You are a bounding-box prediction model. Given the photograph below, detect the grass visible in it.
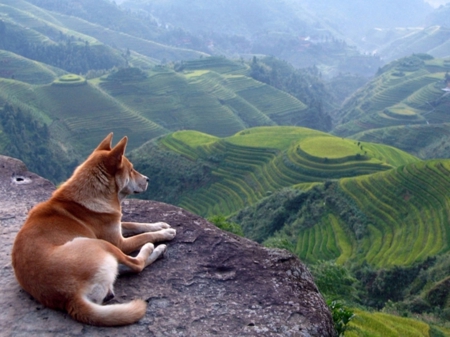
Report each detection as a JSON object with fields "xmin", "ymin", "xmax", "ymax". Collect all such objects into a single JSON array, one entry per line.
[
  {"xmin": 301, "ymin": 137, "xmax": 365, "ymax": 159},
  {"xmin": 297, "ymin": 159, "xmax": 450, "ymax": 268},
  {"xmin": 257, "ymin": 156, "xmax": 450, "ymax": 268},
  {"xmin": 99, "ymin": 67, "xmax": 309, "ymax": 138},
  {"xmin": 137, "ymin": 127, "xmax": 419, "ymax": 218},
  {"xmin": 52, "ymin": 74, "xmax": 87, "ymax": 86},
  {"xmin": 0, "ymin": 50, "xmax": 64, "ymax": 85},
  {"xmin": 345, "ymin": 309, "xmax": 431, "ymax": 337},
  {"xmin": 0, "ymin": 54, "xmax": 318, "ymax": 158}
]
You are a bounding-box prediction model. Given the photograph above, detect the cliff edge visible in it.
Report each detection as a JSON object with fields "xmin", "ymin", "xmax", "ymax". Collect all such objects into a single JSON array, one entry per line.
[{"xmin": 0, "ymin": 155, "xmax": 335, "ymax": 336}]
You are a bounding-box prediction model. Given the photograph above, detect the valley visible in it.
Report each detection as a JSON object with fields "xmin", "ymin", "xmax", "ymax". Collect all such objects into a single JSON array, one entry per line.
[{"xmin": 1, "ymin": 0, "xmax": 450, "ymax": 335}]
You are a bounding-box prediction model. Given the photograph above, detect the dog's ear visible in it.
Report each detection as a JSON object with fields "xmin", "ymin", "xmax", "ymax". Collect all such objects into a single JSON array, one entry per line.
[
  {"xmin": 95, "ymin": 133, "xmax": 113, "ymax": 151},
  {"xmin": 109, "ymin": 136, "xmax": 128, "ymax": 164}
]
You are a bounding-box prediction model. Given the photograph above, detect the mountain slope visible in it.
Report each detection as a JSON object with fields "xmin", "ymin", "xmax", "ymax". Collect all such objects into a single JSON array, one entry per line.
[
  {"xmin": 235, "ymin": 159, "xmax": 450, "ymax": 269},
  {"xmin": 349, "ymin": 123, "xmax": 450, "ymax": 160},
  {"xmin": 0, "ymin": 50, "xmax": 65, "ymax": 84},
  {"xmin": 0, "ymin": 0, "xmax": 206, "ymax": 69},
  {"xmin": 0, "ymin": 57, "xmax": 318, "ymax": 166},
  {"xmin": 130, "ymin": 126, "xmax": 419, "ymax": 217},
  {"xmin": 333, "ymin": 55, "xmax": 450, "ymax": 137},
  {"xmin": 376, "ymin": 26, "xmax": 450, "ymax": 62},
  {"xmin": 121, "ymin": 0, "xmax": 381, "ymax": 76}
]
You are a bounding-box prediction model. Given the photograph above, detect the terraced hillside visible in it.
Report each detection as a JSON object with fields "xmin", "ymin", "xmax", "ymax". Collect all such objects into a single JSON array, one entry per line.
[
  {"xmin": 0, "ymin": 75, "xmax": 167, "ymax": 155},
  {"xmin": 0, "ymin": 50, "xmax": 65, "ymax": 84},
  {"xmin": 99, "ymin": 65, "xmax": 310, "ymax": 137},
  {"xmin": 334, "ymin": 55, "xmax": 450, "ymax": 138},
  {"xmin": 349, "ymin": 123, "xmax": 450, "ymax": 160},
  {"xmin": 243, "ymin": 159, "xmax": 450, "ymax": 269},
  {"xmin": 346, "ymin": 309, "xmax": 445, "ymax": 337},
  {"xmin": 130, "ymin": 126, "xmax": 418, "ymax": 217},
  {"xmin": 0, "ymin": 54, "xmax": 318, "ymax": 163},
  {"xmin": 0, "ymin": 0, "xmax": 206, "ymax": 64}
]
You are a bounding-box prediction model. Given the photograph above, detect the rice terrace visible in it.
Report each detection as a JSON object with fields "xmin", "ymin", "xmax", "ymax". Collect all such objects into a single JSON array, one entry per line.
[{"xmin": 2, "ymin": 0, "xmax": 450, "ymax": 335}]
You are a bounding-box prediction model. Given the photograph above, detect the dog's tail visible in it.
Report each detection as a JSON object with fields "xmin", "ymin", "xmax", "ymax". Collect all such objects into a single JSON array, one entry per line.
[{"xmin": 67, "ymin": 296, "xmax": 147, "ymax": 326}]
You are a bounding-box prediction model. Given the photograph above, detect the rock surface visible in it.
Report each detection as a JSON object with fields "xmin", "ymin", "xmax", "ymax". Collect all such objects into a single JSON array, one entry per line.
[{"xmin": 0, "ymin": 155, "xmax": 335, "ymax": 336}]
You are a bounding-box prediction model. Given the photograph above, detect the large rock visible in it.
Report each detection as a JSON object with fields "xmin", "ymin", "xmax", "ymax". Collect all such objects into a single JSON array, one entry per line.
[{"xmin": 0, "ymin": 155, "xmax": 335, "ymax": 336}]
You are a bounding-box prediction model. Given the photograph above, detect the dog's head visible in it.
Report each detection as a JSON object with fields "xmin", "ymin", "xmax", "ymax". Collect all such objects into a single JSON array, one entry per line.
[{"xmin": 95, "ymin": 133, "xmax": 149, "ymax": 200}]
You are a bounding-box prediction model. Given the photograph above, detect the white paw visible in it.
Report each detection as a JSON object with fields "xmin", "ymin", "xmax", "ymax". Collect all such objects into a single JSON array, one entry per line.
[
  {"xmin": 147, "ymin": 222, "xmax": 171, "ymax": 231},
  {"xmin": 142, "ymin": 242, "xmax": 155, "ymax": 253},
  {"xmin": 145, "ymin": 244, "xmax": 167, "ymax": 266},
  {"xmin": 161, "ymin": 228, "xmax": 176, "ymax": 241},
  {"xmin": 154, "ymin": 244, "xmax": 167, "ymax": 256}
]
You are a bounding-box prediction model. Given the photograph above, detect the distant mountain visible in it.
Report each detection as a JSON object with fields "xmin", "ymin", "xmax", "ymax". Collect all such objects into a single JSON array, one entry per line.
[
  {"xmin": 121, "ymin": 0, "xmax": 381, "ymax": 76},
  {"xmin": 358, "ymin": 4, "xmax": 450, "ymax": 61},
  {"xmin": 301, "ymin": 0, "xmax": 432, "ymax": 44},
  {"xmin": 426, "ymin": 3, "xmax": 450, "ymax": 27},
  {"xmin": 0, "ymin": 0, "xmax": 206, "ymax": 69},
  {"xmin": 375, "ymin": 26, "xmax": 450, "ymax": 62}
]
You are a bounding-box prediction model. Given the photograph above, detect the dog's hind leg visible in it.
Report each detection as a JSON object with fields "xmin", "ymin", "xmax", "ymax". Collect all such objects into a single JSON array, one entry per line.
[
  {"xmin": 85, "ymin": 254, "xmax": 118, "ymax": 305},
  {"xmin": 118, "ymin": 244, "xmax": 166, "ymax": 275}
]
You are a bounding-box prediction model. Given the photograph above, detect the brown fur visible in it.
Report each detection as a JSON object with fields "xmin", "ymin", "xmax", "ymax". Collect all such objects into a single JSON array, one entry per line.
[{"xmin": 11, "ymin": 133, "xmax": 176, "ymax": 326}]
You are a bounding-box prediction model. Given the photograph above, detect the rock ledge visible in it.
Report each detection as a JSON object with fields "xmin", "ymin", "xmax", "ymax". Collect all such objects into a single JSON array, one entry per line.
[{"xmin": 0, "ymin": 155, "xmax": 335, "ymax": 336}]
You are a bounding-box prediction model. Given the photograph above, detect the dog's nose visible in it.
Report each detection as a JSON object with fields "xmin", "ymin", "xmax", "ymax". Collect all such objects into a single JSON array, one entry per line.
[{"xmin": 146, "ymin": 177, "xmax": 149, "ymax": 182}]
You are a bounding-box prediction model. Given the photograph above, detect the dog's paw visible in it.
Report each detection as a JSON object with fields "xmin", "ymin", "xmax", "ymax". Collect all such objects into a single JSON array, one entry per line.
[
  {"xmin": 147, "ymin": 222, "xmax": 171, "ymax": 231},
  {"xmin": 154, "ymin": 244, "xmax": 167, "ymax": 256},
  {"xmin": 145, "ymin": 244, "xmax": 167, "ymax": 266},
  {"xmin": 141, "ymin": 242, "xmax": 155, "ymax": 255},
  {"xmin": 160, "ymin": 228, "xmax": 176, "ymax": 241}
]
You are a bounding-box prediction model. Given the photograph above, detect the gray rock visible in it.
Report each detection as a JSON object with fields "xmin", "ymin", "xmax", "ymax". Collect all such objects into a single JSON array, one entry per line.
[{"xmin": 0, "ymin": 155, "xmax": 335, "ymax": 336}]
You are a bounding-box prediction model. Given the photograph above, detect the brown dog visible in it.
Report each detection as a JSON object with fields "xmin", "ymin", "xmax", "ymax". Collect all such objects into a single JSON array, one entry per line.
[{"xmin": 11, "ymin": 133, "xmax": 176, "ymax": 326}]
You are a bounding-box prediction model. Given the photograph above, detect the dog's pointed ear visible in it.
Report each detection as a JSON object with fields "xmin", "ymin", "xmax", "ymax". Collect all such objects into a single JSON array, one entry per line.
[
  {"xmin": 95, "ymin": 133, "xmax": 113, "ymax": 151},
  {"xmin": 109, "ymin": 136, "xmax": 128, "ymax": 163}
]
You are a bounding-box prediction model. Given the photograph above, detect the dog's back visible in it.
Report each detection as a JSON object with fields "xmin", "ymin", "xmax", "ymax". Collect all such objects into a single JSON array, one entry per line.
[{"xmin": 11, "ymin": 134, "xmax": 174, "ymax": 326}]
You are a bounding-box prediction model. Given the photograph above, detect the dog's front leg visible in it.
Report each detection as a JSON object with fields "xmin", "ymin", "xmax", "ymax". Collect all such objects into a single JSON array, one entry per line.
[
  {"xmin": 121, "ymin": 221, "xmax": 171, "ymax": 236},
  {"xmin": 119, "ymin": 228, "xmax": 176, "ymax": 254}
]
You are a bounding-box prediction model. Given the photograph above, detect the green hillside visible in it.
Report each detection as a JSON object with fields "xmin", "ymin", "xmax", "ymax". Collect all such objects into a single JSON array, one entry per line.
[
  {"xmin": 0, "ymin": 50, "xmax": 65, "ymax": 84},
  {"xmin": 0, "ymin": 0, "xmax": 206, "ymax": 70},
  {"xmin": 349, "ymin": 123, "xmax": 450, "ymax": 160},
  {"xmin": 0, "ymin": 55, "xmax": 321, "ymax": 170},
  {"xmin": 232, "ymin": 157, "xmax": 450, "ymax": 331},
  {"xmin": 130, "ymin": 126, "xmax": 418, "ymax": 217},
  {"xmin": 0, "ymin": 75, "xmax": 166, "ymax": 156},
  {"xmin": 345, "ymin": 309, "xmax": 436, "ymax": 337},
  {"xmin": 237, "ymin": 159, "xmax": 450, "ymax": 268},
  {"xmin": 98, "ymin": 64, "xmax": 313, "ymax": 137},
  {"xmin": 334, "ymin": 55, "xmax": 450, "ymax": 137}
]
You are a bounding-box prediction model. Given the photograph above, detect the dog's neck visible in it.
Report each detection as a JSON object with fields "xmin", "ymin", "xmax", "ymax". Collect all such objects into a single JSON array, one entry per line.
[{"xmin": 54, "ymin": 164, "xmax": 121, "ymax": 215}]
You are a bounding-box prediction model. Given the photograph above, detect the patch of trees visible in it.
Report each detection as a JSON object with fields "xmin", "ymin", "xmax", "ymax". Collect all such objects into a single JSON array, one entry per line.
[
  {"xmin": 0, "ymin": 104, "xmax": 75, "ymax": 183},
  {"xmin": 232, "ymin": 181, "xmax": 368, "ymax": 243},
  {"xmin": 249, "ymin": 57, "xmax": 332, "ymax": 131}
]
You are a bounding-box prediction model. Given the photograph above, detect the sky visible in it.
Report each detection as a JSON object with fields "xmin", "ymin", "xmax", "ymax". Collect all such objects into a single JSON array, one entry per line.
[{"xmin": 425, "ymin": 0, "xmax": 450, "ymax": 6}]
